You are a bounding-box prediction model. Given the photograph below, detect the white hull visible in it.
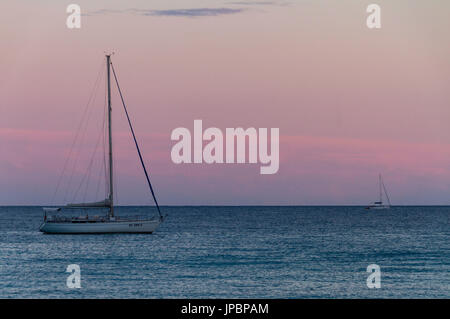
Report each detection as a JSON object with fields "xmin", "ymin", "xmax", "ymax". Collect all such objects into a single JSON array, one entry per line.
[
  {"xmin": 366, "ymin": 205, "xmax": 390, "ymax": 210},
  {"xmin": 39, "ymin": 218, "xmax": 161, "ymax": 234}
]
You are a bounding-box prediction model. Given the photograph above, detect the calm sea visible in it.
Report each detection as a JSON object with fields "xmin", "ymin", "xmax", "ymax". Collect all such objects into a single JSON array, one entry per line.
[{"xmin": 0, "ymin": 206, "xmax": 448, "ymax": 298}]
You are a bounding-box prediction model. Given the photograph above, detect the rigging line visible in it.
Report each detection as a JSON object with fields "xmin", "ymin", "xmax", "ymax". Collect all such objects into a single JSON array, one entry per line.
[
  {"xmin": 95, "ymin": 87, "xmax": 108, "ymax": 201},
  {"xmin": 52, "ymin": 58, "xmax": 104, "ymax": 205},
  {"xmin": 94, "ymin": 155, "xmax": 103, "ymax": 201},
  {"xmin": 104, "ymin": 110, "xmax": 108, "ymax": 198},
  {"xmin": 64, "ymin": 62, "xmax": 104, "ymax": 202},
  {"xmin": 64, "ymin": 63, "xmax": 105, "ymax": 202},
  {"xmin": 82, "ymin": 112, "xmax": 106, "ymax": 202},
  {"xmin": 82, "ymin": 127, "xmax": 100, "ymax": 202},
  {"xmin": 382, "ymin": 179, "xmax": 392, "ymax": 206},
  {"xmin": 88, "ymin": 92, "xmax": 108, "ymax": 202},
  {"xmin": 72, "ymin": 118, "xmax": 105, "ymax": 203},
  {"xmin": 81, "ymin": 153, "xmax": 94, "ymax": 203},
  {"xmin": 103, "ymin": 73, "xmax": 109, "ymax": 198},
  {"xmin": 110, "ymin": 61, "xmax": 162, "ymax": 218},
  {"xmin": 114, "ymin": 142, "xmax": 119, "ymax": 205},
  {"xmin": 70, "ymin": 66, "xmax": 106, "ymax": 202}
]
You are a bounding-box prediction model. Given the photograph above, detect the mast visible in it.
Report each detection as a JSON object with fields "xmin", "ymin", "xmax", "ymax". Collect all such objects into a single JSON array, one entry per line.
[
  {"xmin": 106, "ymin": 55, "xmax": 114, "ymax": 217},
  {"xmin": 379, "ymin": 174, "xmax": 382, "ymax": 204}
]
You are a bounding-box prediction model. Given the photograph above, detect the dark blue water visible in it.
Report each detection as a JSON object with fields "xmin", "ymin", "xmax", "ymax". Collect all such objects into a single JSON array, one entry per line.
[{"xmin": 0, "ymin": 206, "xmax": 448, "ymax": 298}]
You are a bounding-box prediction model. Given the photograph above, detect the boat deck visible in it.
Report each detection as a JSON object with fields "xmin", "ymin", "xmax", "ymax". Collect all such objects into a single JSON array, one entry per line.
[{"xmin": 45, "ymin": 215, "xmax": 158, "ymax": 223}]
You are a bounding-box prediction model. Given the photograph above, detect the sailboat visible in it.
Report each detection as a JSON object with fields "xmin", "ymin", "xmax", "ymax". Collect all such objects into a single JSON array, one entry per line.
[
  {"xmin": 40, "ymin": 54, "xmax": 164, "ymax": 234},
  {"xmin": 365, "ymin": 174, "xmax": 391, "ymax": 210}
]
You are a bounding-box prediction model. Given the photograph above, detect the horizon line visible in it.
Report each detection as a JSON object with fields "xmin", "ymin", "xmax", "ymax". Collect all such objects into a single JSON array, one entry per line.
[{"xmin": 2, "ymin": 204, "xmax": 450, "ymax": 207}]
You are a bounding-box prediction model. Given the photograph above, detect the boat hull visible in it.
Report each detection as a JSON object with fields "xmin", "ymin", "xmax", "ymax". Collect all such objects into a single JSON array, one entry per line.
[
  {"xmin": 39, "ymin": 219, "xmax": 161, "ymax": 234},
  {"xmin": 365, "ymin": 205, "xmax": 390, "ymax": 210}
]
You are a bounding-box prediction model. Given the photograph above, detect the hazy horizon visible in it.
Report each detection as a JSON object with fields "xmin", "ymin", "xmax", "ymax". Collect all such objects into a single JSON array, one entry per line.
[{"xmin": 3, "ymin": 204, "xmax": 450, "ymax": 207}]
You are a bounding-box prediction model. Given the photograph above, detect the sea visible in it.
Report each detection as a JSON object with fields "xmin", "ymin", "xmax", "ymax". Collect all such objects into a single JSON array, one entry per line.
[{"xmin": 0, "ymin": 206, "xmax": 448, "ymax": 298}]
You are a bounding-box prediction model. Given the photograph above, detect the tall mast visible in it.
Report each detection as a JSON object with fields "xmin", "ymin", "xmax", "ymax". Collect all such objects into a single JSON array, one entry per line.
[
  {"xmin": 106, "ymin": 55, "xmax": 114, "ymax": 217},
  {"xmin": 379, "ymin": 174, "xmax": 382, "ymax": 203}
]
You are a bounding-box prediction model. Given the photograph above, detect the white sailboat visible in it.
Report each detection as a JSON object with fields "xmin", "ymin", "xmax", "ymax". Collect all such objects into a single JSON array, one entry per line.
[
  {"xmin": 40, "ymin": 54, "xmax": 164, "ymax": 234},
  {"xmin": 365, "ymin": 174, "xmax": 391, "ymax": 210}
]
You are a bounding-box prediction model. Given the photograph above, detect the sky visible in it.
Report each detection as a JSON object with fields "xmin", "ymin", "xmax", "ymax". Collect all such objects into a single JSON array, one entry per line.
[{"xmin": 1, "ymin": 0, "xmax": 450, "ymax": 205}]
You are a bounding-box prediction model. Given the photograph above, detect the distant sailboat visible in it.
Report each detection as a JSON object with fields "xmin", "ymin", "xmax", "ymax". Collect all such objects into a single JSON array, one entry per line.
[
  {"xmin": 40, "ymin": 54, "xmax": 164, "ymax": 234},
  {"xmin": 365, "ymin": 174, "xmax": 391, "ymax": 210}
]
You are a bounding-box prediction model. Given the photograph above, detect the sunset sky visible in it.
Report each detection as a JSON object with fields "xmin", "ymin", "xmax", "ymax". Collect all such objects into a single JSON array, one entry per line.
[{"xmin": 1, "ymin": 0, "xmax": 450, "ymax": 205}]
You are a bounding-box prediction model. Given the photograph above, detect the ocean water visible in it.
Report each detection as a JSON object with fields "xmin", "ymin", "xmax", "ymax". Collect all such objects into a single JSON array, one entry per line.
[{"xmin": 0, "ymin": 206, "xmax": 448, "ymax": 298}]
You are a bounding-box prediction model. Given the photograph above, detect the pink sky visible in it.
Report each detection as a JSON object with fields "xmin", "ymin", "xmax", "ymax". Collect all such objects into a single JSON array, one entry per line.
[{"xmin": 1, "ymin": 1, "xmax": 450, "ymax": 205}]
